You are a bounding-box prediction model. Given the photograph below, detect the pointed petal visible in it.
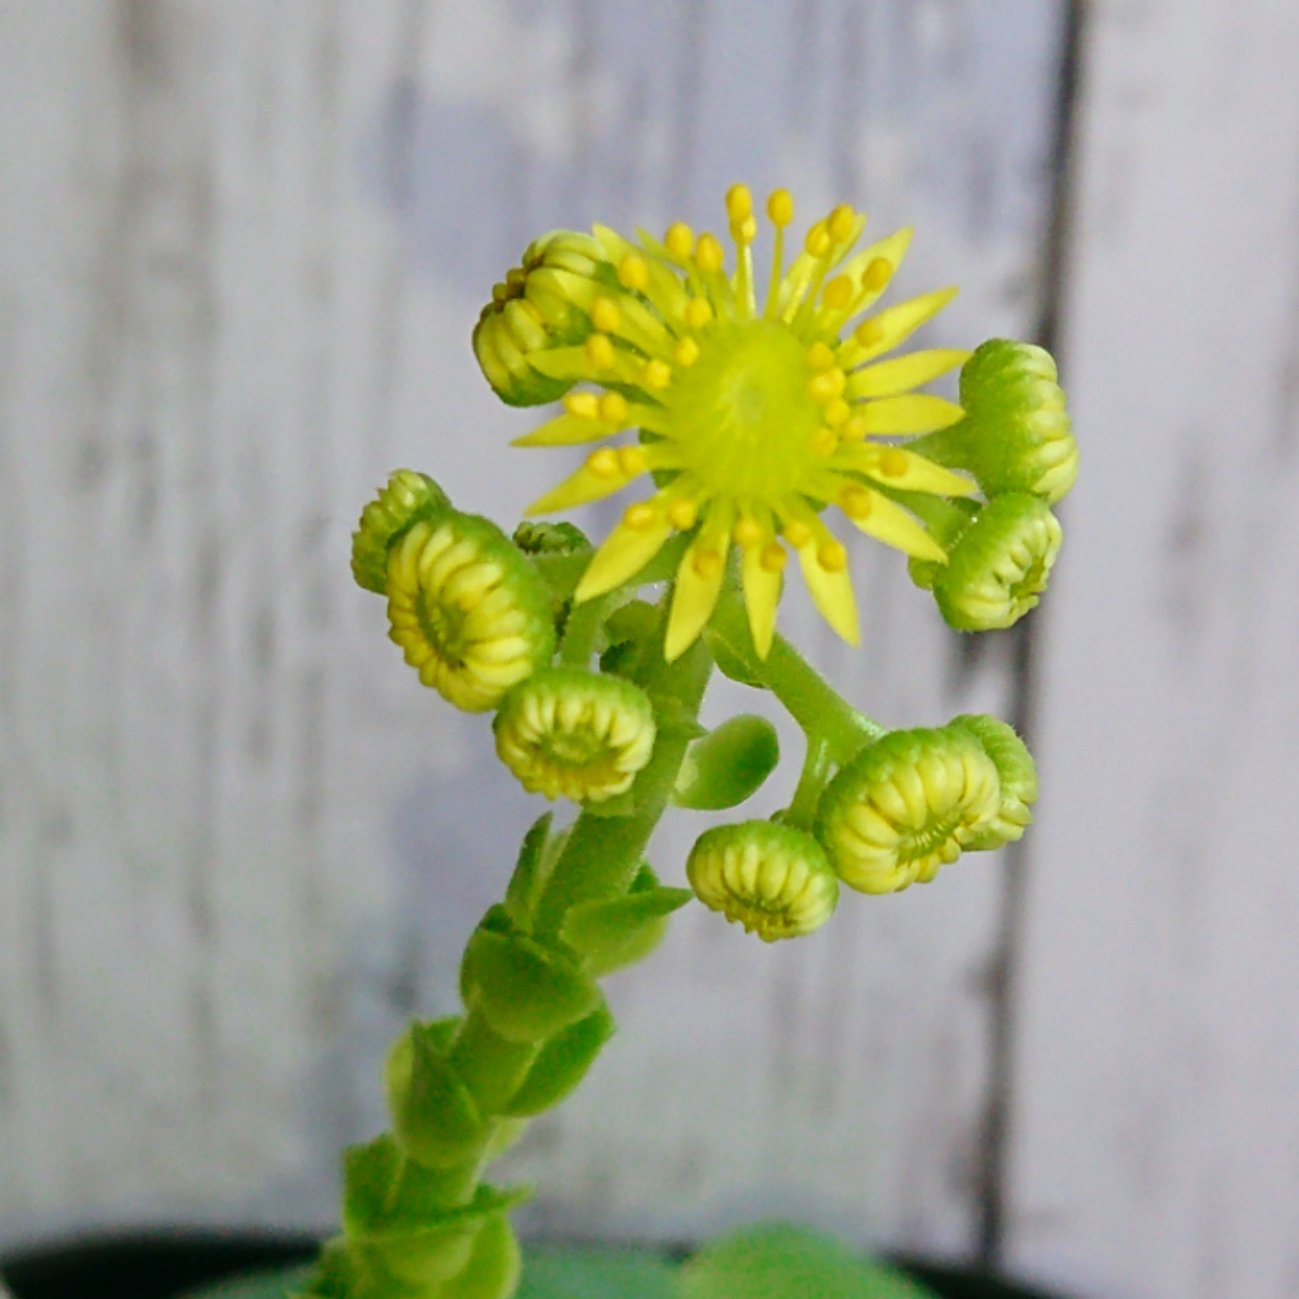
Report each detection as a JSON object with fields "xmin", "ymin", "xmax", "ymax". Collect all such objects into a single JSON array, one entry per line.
[
  {"xmin": 840, "ymin": 287, "xmax": 960, "ymax": 366},
  {"xmin": 835, "ymin": 445, "xmax": 976, "ymax": 496},
  {"xmin": 512, "ymin": 413, "xmax": 617, "ymax": 447},
  {"xmin": 848, "ymin": 348, "xmax": 971, "ymax": 398},
  {"xmin": 741, "ymin": 543, "xmax": 782, "ymax": 659},
  {"xmin": 575, "ymin": 513, "xmax": 673, "ymax": 601},
  {"xmin": 526, "ymin": 457, "xmax": 645, "ymax": 514},
  {"xmin": 665, "ymin": 529, "xmax": 731, "ymax": 662},
  {"xmin": 841, "ymin": 488, "xmax": 947, "ymax": 562},
  {"xmin": 854, "ymin": 395, "xmax": 966, "ymax": 435},
  {"xmin": 780, "ymin": 503, "xmax": 859, "ymax": 647},
  {"xmin": 836, "ymin": 227, "xmax": 914, "ymax": 315}
]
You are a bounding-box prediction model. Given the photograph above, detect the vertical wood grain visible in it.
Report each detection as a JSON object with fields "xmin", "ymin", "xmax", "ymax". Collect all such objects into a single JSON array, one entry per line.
[
  {"xmin": 1004, "ymin": 4, "xmax": 1299, "ymax": 1298},
  {"xmin": 0, "ymin": 0, "xmax": 1067, "ymax": 1265}
]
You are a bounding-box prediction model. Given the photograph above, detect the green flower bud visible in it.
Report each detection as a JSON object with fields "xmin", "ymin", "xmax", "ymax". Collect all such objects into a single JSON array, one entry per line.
[
  {"xmin": 817, "ymin": 727, "xmax": 1001, "ymax": 894},
  {"xmin": 473, "ymin": 231, "xmax": 608, "ymax": 406},
  {"xmin": 493, "ymin": 667, "xmax": 656, "ymax": 804},
  {"xmin": 687, "ymin": 821, "xmax": 839, "ymax": 942},
  {"xmin": 385, "ymin": 1020, "xmax": 487, "ymax": 1168},
  {"xmin": 948, "ymin": 714, "xmax": 1038, "ymax": 850},
  {"xmin": 512, "ymin": 519, "xmax": 590, "ymax": 555},
  {"xmin": 931, "ymin": 493, "xmax": 1063, "ymax": 632},
  {"xmin": 351, "ymin": 469, "xmax": 451, "ymax": 595},
  {"xmin": 916, "ymin": 339, "xmax": 1078, "ymax": 504},
  {"xmin": 386, "ymin": 512, "xmax": 555, "ymax": 712}
]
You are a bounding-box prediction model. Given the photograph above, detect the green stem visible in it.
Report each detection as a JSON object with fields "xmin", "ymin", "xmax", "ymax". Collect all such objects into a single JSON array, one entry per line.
[
  {"xmin": 707, "ymin": 589, "xmax": 883, "ymax": 764},
  {"xmin": 784, "ymin": 732, "xmax": 834, "ymax": 830}
]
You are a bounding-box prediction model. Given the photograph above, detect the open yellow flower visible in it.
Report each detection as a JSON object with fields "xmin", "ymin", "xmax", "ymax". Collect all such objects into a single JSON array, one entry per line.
[{"xmin": 508, "ymin": 185, "xmax": 976, "ymax": 660}]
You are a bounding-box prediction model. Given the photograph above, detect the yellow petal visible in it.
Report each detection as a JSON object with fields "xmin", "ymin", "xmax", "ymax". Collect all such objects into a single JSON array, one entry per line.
[
  {"xmin": 781, "ymin": 505, "xmax": 859, "ymax": 646},
  {"xmin": 839, "ymin": 287, "xmax": 959, "ymax": 367},
  {"xmin": 841, "ymin": 488, "xmax": 947, "ymax": 562},
  {"xmin": 526, "ymin": 456, "xmax": 645, "ymax": 515},
  {"xmin": 665, "ymin": 531, "xmax": 730, "ymax": 662},
  {"xmin": 741, "ymin": 542, "xmax": 782, "ymax": 659},
  {"xmin": 835, "ymin": 445, "xmax": 975, "ymax": 496},
  {"xmin": 848, "ymin": 348, "xmax": 971, "ymax": 398},
  {"xmin": 854, "ymin": 395, "xmax": 966, "ymax": 435},
  {"xmin": 575, "ymin": 513, "xmax": 673, "ymax": 602},
  {"xmin": 836, "ymin": 227, "xmax": 913, "ymax": 313},
  {"xmin": 512, "ymin": 413, "xmax": 617, "ymax": 447}
]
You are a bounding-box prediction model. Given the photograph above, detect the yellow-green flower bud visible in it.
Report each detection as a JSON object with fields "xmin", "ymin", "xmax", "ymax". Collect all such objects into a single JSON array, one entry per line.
[
  {"xmin": 932, "ymin": 493, "xmax": 1063, "ymax": 632},
  {"xmin": 512, "ymin": 520, "xmax": 590, "ymax": 555},
  {"xmin": 473, "ymin": 230, "xmax": 608, "ymax": 406},
  {"xmin": 817, "ymin": 727, "xmax": 1001, "ymax": 894},
  {"xmin": 493, "ymin": 667, "xmax": 656, "ymax": 804},
  {"xmin": 916, "ymin": 339, "xmax": 1077, "ymax": 504},
  {"xmin": 351, "ymin": 469, "xmax": 450, "ymax": 594},
  {"xmin": 948, "ymin": 714, "xmax": 1038, "ymax": 850},
  {"xmin": 687, "ymin": 821, "xmax": 839, "ymax": 942},
  {"xmin": 386, "ymin": 512, "xmax": 555, "ymax": 712}
]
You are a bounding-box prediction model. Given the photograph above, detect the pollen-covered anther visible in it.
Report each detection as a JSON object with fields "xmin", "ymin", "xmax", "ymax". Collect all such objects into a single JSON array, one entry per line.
[
  {"xmin": 822, "ymin": 275, "xmax": 855, "ymax": 311},
  {"xmin": 824, "ymin": 399, "xmax": 850, "ymax": 428},
  {"xmin": 863, "ymin": 257, "xmax": 894, "ymax": 292},
  {"xmin": 623, "ymin": 502, "xmax": 658, "ymax": 531},
  {"xmin": 695, "ymin": 233, "xmax": 724, "ymax": 273},
  {"xmin": 878, "ymin": 448, "xmax": 909, "ymax": 478},
  {"xmin": 692, "ymin": 548, "xmax": 724, "ymax": 580},
  {"xmin": 725, "ymin": 183, "xmax": 754, "ymax": 224},
  {"xmin": 766, "ymin": 188, "xmax": 795, "ymax": 227},
  {"xmin": 733, "ymin": 517, "xmax": 764, "ymax": 549},
  {"xmin": 810, "ymin": 427, "xmax": 839, "ymax": 457},
  {"xmin": 617, "ymin": 446, "xmax": 647, "ymax": 476},
  {"xmin": 827, "ymin": 204, "xmax": 856, "ymax": 243},
  {"xmin": 598, "ymin": 392, "xmax": 628, "ymax": 425},
  {"xmin": 684, "ymin": 297, "xmax": 714, "ymax": 330},
  {"xmin": 565, "ymin": 392, "xmax": 600, "ymax": 420},
  {"xmin": 817, "ymin": 539, "xmax": 848, "ymax": 572},
  {"xmin": 667, "ymin": 499, "xmax": 699, "ymax": 531},
  {"xmin": 687, "ymin": 821, "xmax": 839, "ymax": 942},
  {"xmin": 804, "ymin": 221, "xmax": 831, "ymax": 258},
  {"xmin": 673, "ymin": 338, "xmax": 700, "ymax": 367},
  {"xmin": 760, "ymin": 542, "xmax": 788, "ymax": 573},
  {"xmin": 618, "ymin": 254, "xmax": 650, "ymax": 291},
  {"xmin": 838, "ymin": 486, "xmax": 873, "ymax": 521},
  {"xmin": 855, "ymin": 319, "xmax": 886, "ymax": 349},
  {"xmin": 665, "ymin": 221, "xmax": 695, "ymax": 259},
  {"xmin": 584, "ymin": 333, "xmax": 616, "ymax": 370},
  {"xmin": 783, "ymin": 519, "xmax": 813, "ymax": 548},
  {"xmin": 591, "ymin": 298, "xmax": 622, "ymax": 334},
  {"xmin": 641, "ymin": 358, "xmax": 672, "ymax": 389},
  {"xmin": 805, "ymin": 341, "xmax": 836, "ymax": 372},
  {"xmin": 587, "ymin": 448, "xmax": 620, "ymax": 478},
  {"xmin": 493, "ymin": 667, "xmax": 657, "ymax": 804},
  {"xmin": 807, "ymin": 367, "xmax": 847, "ymax": 404},
  {"xmin": 841, "ymin": 414, "xmax": 869, "ymax": 442},
  {"xmin": 817, "ymin": 726, "xmax": 1002, "ymax": 894}
]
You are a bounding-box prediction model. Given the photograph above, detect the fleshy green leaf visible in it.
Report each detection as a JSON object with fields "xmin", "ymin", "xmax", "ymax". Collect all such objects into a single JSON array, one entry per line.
[
  {"xmin": 467, "ymin": 929, "xmax": 602, "ymax": 1043},
  {"xmin": 560, "ymin": 866, "xmax": 692, "ymax": 976},
  {"xmin": 673, "ymin": 714, "xmax": 780, "ymax": 810},
  {"xmin": 505, "ymin": 813, "xmax": 557, "ymax": 927},
  {"xmin": 680, "ymin": 1224, "xmax": 941, "ymax": 1299},
  {"xmin": 516, "ymin": 1246, "xmax": 679, "ymax": 1299},
  {"xmin": 384, "ymin": 1025, "xmax": 487, "ymax": 1168},
  {"xmin": 502, "ymin": 1004, "xmax": 617, "ymax": 1116}
]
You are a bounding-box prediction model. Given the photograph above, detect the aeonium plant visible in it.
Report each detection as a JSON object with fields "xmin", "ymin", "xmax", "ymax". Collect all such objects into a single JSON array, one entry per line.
[{"xmin": 306, "ymin": 185, "xmax": 1078, "ymax": 1298}]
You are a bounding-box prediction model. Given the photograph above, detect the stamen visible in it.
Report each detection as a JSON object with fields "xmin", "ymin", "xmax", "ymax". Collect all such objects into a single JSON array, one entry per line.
[
  {"xmin": 565, "ymin": 392, "xmax": 600, "ymax": 420},
  {"xmin": 668, "ymin": 498, "xmax": 699, "ymax": 530},
  {"xmin": 863, "ymin": 257, "xmax": 894, "ymax": 293},
  {"xmin": 784, "ymin": 519, "xmax": 813, "ymax": 548},
  {"xmin": 684, "ymin": 297, "xmax": 714, "ymax": 330},
  {"xmin": 618, "ymin": 446, "xmax": 648, "ymax": 475},
  {"xmin": 695, "ymin": 233, "xmax": 724, "ymax": 274},
  {"xmin": 665, "ymin": 221, "xmax": 694, "ymax": 260},
  {"xmin": 584, "ymin": 334, "xmax": 615, "ymax": 370},
  {"xmin": 810, "ymin": 427, "xmax": 838, "ymax": 457},
  {"xmin": 838, "ymin": 486, "xmax": 873, "ymax": 520},
  {"xmin": 805, "ymin": 341, "xmax": 836, "ymax": 372},
  {"xmin": 725, "ymin": 183, "xmax": 754, "ymax": 225},
  {"xmin": 878, "ymin": 448, "xmax": 908, "ymax": 478},
  {"xmin": 641, "ymin": 358, "xmax": 672, "ymax": 389},
  {"xmin": 692, "ymin": 548, "xmax": 724, "ymax": 579},
  {"xmin": 841, "ymin": 415, "xmax": 869, "ymax": 442},
  {"xmin": 760, "ymin": 542, "xmax": 788, "ymax": 573},
  {"xmin": 592, "ymin": 298, "xmax": 622, "ymax": 333},
  {"xmin": 623, "ymin": 502, "xmax": 657, "ymax": 531},
  {"xmin": 855, "ymin": 318, "xmax": 886, "ymax": 348},
  {"xmin": 618, "ymin": 254, "xmax": 650, "ymax": 291},
  {"xmin": 818, "ymin": 539, "xmax": 849, "ymax": 572},
  {"xmin": 673, "ymin": 338, "xmax": 700, "ymax": 367},
  {"xmin": 828, "ymin": 204, "xmax": 856, "ymax": 244},
  {"xmin": 733, "ymin": 517, "xmax": 764, "ymax": 549},
  {"xmin": 767, "ymin": 189, "xmax": 795, "ymax": 227},
  {"xmin": 824, "ymin": 398, "xmax": 850, "ymax": 428},
  {"xmin": 807, "ymin": 368, "xmax": 847, "ymax": 404},
  {"xmin": 822, "ymin": 275, "xmax": 854, "ymax": 311},
  {"xmin": 587, "ymin": 448, "xmax": 620, "ymax": 477},
  {"xmin": 804, "ymin": 221, "xmax": 831, "ymax": 258},
  {"xmin": 598, "ymin": 392, "xmax": 628, "ymax": 424}
]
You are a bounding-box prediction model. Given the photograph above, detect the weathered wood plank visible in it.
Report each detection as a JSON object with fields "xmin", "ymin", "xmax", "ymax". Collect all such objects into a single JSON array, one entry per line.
[
  {"xmin": 0, "ymin": 0, "xmax": 1067, "ymax": 1264},
  {"xmin": 1004, "ymin": 4, "xmax": 1299, "ymax": 1298}
]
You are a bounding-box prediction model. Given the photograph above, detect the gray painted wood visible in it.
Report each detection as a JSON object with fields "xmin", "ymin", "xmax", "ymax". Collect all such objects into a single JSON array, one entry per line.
[
  {"xmin": 1004, "ymin": 4, "xmax": 1299, "ymax": 1299},
  {"xmin": 0, "ymin": 0, "xmax": 1065, "ymax": 1272}
]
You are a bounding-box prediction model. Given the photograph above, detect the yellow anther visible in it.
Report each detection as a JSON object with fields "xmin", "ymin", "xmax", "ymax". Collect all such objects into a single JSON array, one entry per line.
[
  {"xmin": 784, "ymin": 519, "xmax": 813, "ymax": 548},
  {"xmin": 760, "ymin": 542, "xmax": 788, "ymax": 573},
  {"xmin": 598, "ymin": 391, "xmax": 629, "ymax": 425},
  {"xmin": 584, "ymin": 333, "xmax": 616, "ymax": 370},
  {"xmin": 641, "ymin": 358, "xmax": 672, "ymax": 389},
  {"xmin": 673, "ymin": 337, "xmax": 700, "ymax": 368},
  {"xmin": 822, "ymin": 275, "xmax": 855, "ymax": 311},
  {"xmin": 733, "ymin": 517, "xmax": 764, "ymax": 549},
  {"xmin": 838, "ymin": 486, "xmax": 873, "ymax": 520},
  {"xmin": 818, "ymin": 539, "xmax": 849, "ymax": 572},
  {"xmin": 824, "ymin": 398, "xmax": 851, "ymax": 428},
  {"xmin": 667, "ymin": 498, "xmax": 699, "ymax": 530},
  {"xmin": 854, "ymin": 318, "xmax": 886, "ymax": 348},
  {"xmin": 828, "ymin": 204, "xmax": 856, "ymax": 243},
  {"xmin": 565, "ymin": 391, "xmax": 600, "ymax": 420},
  {"xmin": 878, "ymin": 447, "xmax": 908, "ymax": 478},
  {"xmin": 731, "ymin": 214, "xmax": 758, "ymax": 245},
  {"xmin": 623, "ymin": 502, "xmax": 657, "ymax": 531},
  {"xmin": 592, "ymin": 297, "xmax": 622, "ymax": 332},
  {"xmin": 725, "ymin": 183, "xmax": 754, "ymax": 223},
  {"xmin": 619, "ymin": 254, "xmax": 650, "ymax": 291},
  {"xmin": 805, "ymin": 341, "xmax": 836, "ymax": 372},
  {"xmin": 841, "ymin": 414, "xmax": 869, "ymax": 442},
  {"xmin": 618, "ymin": 445, "xmax": 648, "ymax": 476},
  {"xmin": 684, "ymin": 297, "xmax": 714, "ymax": 330},
  {"xmin": 692, "ymin": 548, "xmax": 724, "ymax": 579},
  {"xmin": 696, "ymin": 233, "xmax": 725, "ymax": 273},
  {"xmin": 863, "ymin": 257, "xmax": 894, "ymax": 292},
  {"xmin": 588, "ymin": 448, "xmax": 620, "ymax": 478},
  {"xmin": 665, "ymin": 221, "xmax": 695, "ymax": 259},
  {"xmin": 767, "ymin": 189, "xmax": 795, "ymax": 227},
  {"xmin": 808, "ymin": 368, "xmax": 847, "ymax": 403},
  {"xmin": 804, "ymin": 221, "xmax": 831, "ymax": 258},
  {"xmin": 810, "ymin": 427, "xmax": 839, "ymax": 457}
]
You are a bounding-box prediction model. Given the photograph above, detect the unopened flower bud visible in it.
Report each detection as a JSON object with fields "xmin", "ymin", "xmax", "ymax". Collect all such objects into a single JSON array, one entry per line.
[
  {"xmin": 351, "ymin": 469, "xmax": 450, "ymax": 594},
  {"xmin": 817, "ymin": 727, "xmax": 1001, "ymax": 894},
  {"xmin": 932, "ymin": 492, "xmax": 1062, "ymax": 632},
  {"xmin": 947, "ymin": 714, "xmax": 1038, "ymax": 850},
  {"xmin": 512, "ymin": 520, "xmax": 590, "ymax": 555},
  {"xmin": 493, "ymin": 667, "xmax": 656, "ymax": 804},
  {"xmin": 386, "ymin": 512, "xmax": 555, "ymax": 712},
  {"xmin": 473, "ymin": 231, "xmax": 608, "ymax": 406},
  {"xmin": 917, "ymin": 339, "xmax": 1077, "ymax": 504},
  {"xmin": 687, "ymin": 821, "xmax": 839, "ymax": 942}
]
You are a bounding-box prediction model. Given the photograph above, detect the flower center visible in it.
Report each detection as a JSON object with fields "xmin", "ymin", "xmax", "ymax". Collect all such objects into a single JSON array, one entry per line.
[{"xmin": 667, "ymin": 320, "xmax": 824, "ymax": 500}]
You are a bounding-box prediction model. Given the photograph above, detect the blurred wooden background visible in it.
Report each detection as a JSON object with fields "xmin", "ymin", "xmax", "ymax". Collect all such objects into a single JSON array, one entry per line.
[{"xmin": 2, "ymin": 4, "xmax": 1298, "ymax": 1298}]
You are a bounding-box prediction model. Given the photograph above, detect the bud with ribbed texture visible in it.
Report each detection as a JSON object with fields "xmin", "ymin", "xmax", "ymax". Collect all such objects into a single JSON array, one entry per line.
[
  {"xmin": 493, "ymin": 667, "xmax": 656, "ymax": 804},
  {"xmin": 386, "ymin": 511, "xmax": 555, "ymax": 712},
  {"xmin": 948, "ymin": 714, "xmax": 1038, "ymax": 851},
  {"xmin": 913, "ymin": 339, "xmax": 1078, "ymax": 504},
  {"xmin": 817, "ymin": 726, "xmax": 1001, "ymax": 894},
  {"xmin": 473, "ymin": 230, "xmax": 610, "ymax": 406},
  {"xmin": 351, "ymin": 469, "xmax": 451, "ymax": 595},
  {"xmin": 931, "ymin": 492, "xmax": 1063, "ymax": 632},
  {"xmin": 687, "ymin": 820, "xmax": 839, "ymax": 942}
]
